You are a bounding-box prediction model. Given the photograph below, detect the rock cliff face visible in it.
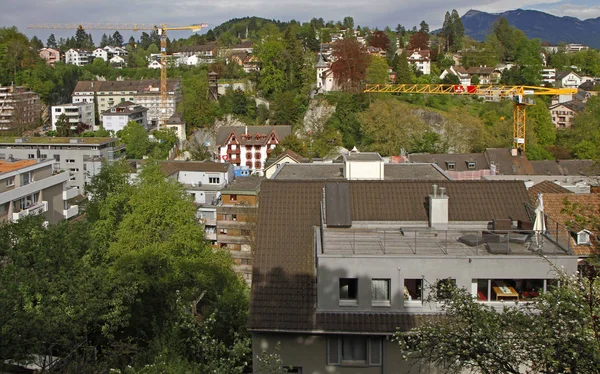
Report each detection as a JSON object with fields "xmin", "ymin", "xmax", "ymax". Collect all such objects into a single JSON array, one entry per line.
[
  {"xmin": 460, "ymin": 9, "xmax": 600, "ymax": 49},
  {"xmin": 301, "ymin": 99, "xmax": 336, "ymax": 136},
  {"xmin": 412, "ymin": 108, "xmax": 484, "ymax": 154}
]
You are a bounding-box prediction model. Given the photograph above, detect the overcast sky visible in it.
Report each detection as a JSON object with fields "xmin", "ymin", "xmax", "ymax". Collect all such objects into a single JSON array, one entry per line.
[{"xmin": 2, "ymin": 0, "xmax": 597, "ymax": 42}]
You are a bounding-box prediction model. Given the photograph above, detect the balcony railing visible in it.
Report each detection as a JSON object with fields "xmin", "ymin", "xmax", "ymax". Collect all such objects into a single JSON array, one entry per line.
[
  {"xmin": 63, "ymin": 205, "xmax": 79, "ymax": 219},
  {"xmin": 12, "ymin": 201, "xmax": 48, "ymax": 221},
  {"xmin": 63, "ymin": 187, "xmax": 79, "ymax": 200}
]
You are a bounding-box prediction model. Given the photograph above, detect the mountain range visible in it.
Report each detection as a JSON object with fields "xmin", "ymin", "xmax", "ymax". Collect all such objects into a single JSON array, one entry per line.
[{"xmin": 461, "ymin": 9, "xmax": 600, "ymax": 49}]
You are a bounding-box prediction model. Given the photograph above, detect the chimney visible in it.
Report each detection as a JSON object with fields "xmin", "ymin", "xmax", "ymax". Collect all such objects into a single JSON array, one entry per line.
[
  {"xmin": 245, "ymin": 125, "xmax": 248, "ymax": 135},
  {"xmin": 429, "ymin": 185, "xmax": 448, "ymax": 230}
]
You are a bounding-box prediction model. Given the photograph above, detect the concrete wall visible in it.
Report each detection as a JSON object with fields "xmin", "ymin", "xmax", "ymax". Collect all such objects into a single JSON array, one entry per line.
[
  {"xmin": 252, "ymin": 332, "xmax": 444, "ymax": 374},
  {"xmin": 43, "ymin": 182, "xmax": 65, "ymax": 223},
  {"xmin": 316, "ymin": 254, "xmax": 577, "ymax": 313},
  {"xmin": 344, "ymin": 161, "xmax": 385, "ymax": 180}
]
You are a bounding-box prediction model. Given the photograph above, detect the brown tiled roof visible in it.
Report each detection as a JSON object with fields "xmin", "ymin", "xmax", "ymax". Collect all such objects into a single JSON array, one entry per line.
[
  {"xmin": 216, "ymin": 126, "xmax": 292, "ymax": 146},
  {"xmin": 530, "ymin": 160, "xmax": 563, "ymax": 175},
  {"xmin": 249, "ymin": 180, "xmax": 531, "ymax": 333},
  {"xmin": 542, "ymin": 193, "xmax": 600, "ymax": 256},
  {"xmin": 528, "ymin": 181, "xmax": 572, "ymax": 203},
  {"xmin": 409, "ymin": 153, "xmax": 489, "ymax": 172},
  {"xmin": 484, "ymin": 148, "xmax": 533, "ymax": 175},
  {"xmin": 159, "ymin": 161, "xmax": 229, "ymax": 176}
]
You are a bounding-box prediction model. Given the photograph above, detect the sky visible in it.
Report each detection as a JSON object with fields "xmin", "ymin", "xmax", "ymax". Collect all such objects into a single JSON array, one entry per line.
[{"xmin": 1, "ymin": 0, "xmax": 598, "ymax": 42}]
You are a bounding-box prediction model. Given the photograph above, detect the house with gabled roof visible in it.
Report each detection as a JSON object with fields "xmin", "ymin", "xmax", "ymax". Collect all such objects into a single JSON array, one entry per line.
[
  {"xmin": 249, "ymin": 178, "xmax": 576, "ymax": 373},
  {"xmin": 555, "ymin": 71, "xmax": 581, "ymax": 89},
  {"xmin": 216, "ymin": 125, "xmax": 291, "ymax": 175},
  {"xmin": 466, "ymin": 66, "xmax": 501, "ymax": 84},
  {"xmin": 549, "ymin": 100, "xmax": 585, "ymax": 128},
  {"xmin": 439, "ymin": 65, "xmax": 470, "ymax": 85},
  {"xmin": 405, "ymin": 48, "xmax": 431, "ymax": 75},
  {"xmin": 264, "ymin": 149, "xmax": 308, "ymax": 179}
]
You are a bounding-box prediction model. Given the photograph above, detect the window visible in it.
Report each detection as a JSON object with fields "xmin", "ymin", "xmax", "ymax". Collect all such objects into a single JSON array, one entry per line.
[
  {"xmin": 230, "ymin": 194, "xmax": 237, "ymax": 201},
  {"xmin": 339, "ymin": 278, "xmax": 358, "ymax": 306},
  {"xmin": 254, "ymin": 161, "xmax": 261, "ymax": 169},
  {"xmin": 40, "ymin": 154, "xmax": 47, "ymax": 159},
  {"xmin": 327, "ymin": 336, "xmax": 381, "ymax": 367},
  {"xmin": 436, "ymin": 278, "xmax": 456, "ymax": 300},
  {"xmin": 240, "ymin": 258, "xmax": 252, "ymax": 265},
  {"xmin": 209, "ymin": 177, "xmax": 220, "ymax": 184},
  {"xmin": 476, "ymin": 279, "xmax": 547, "ymax": 301},
  {"xmin": 21, "ymin": 172, "xmax": 31, "ymax": 186},
  {"xmin": 446, "ymin": 162, "xmax": 456, "ymax": 170},
  {"xmin": 219, "ymin": 228, "xmax": 228, "ymax": 235},
  {"xmin": 371, "ymin": 279, "xmax": 390, "ymax": 306},
  {"xmin": 467, "ymin": 162, "xmax": 476, "ymax": 169},
  {"xmin": 404, "ymin": 279, "xmax": 423, "ymax": 303},
  {"xmin": 246, "ymin": 152, "xmax": 252, "ymax": 159},
  {"xmin": 241, "ymin": 229, "xmax": 251, "ymax": 236},
  {"xmin": 232, "ymin": 214, "xmax": 237, "ymax": 221},
  {"xmin": 28, "ymin": 154, "xmax": 35, "ymax": 159},
  {"xmin": 66, "ymin": 159, "xmax": 75, "ymax": 164},
  {"xmin": 6, "ymin": 176, "xmax": 15, "ymax": 187}
]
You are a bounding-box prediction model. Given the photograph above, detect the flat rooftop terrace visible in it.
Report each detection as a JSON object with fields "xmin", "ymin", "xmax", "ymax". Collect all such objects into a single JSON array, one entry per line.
[{"xmin": 318, "ymin": 227, "xmax": 569, "ymax": 256}]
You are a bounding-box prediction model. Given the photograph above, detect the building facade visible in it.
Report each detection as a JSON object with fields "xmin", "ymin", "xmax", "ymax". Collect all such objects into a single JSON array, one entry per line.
[
  {"xmin": 0, "ymin": 86, "xmax": 41, "ymax": 132},
  {"xmin": 0, "ymin": 158, "xmax": 77, "ymax": 223},
  {"xmin": 0, "ymin": 137, "xmax": 124, "ymax": 193},
  {"xmin": 72, "ymin": 79, "xmax": 181, "ymax": 128},
  {"xmin": 249, "ymin": 179, "xmax": 577, "ymax": 373},
  {"xmin": 101, "ymin": 101, "xmax": 148, "ymax": 132},
  {"xmin": 39, "ymin": 48, "xmax": 61, "ymax": 66},
  {"xmin": 64, "ymin": 49, "xmax": 91, "ymax": 66},
  {"xmin": 216, "ymin": 177, "xmax": 261, "ymax": 284},
  {"xmin": 406, "ymin": 48, "xmax": 431, "ymax": 75},
  {"xmin": 51, "ymin": 102, "xmax": 95, "ymax": 131},
  {"xmin": 216, "ymin": 125, "xmax": 291, "ymax": 175}
]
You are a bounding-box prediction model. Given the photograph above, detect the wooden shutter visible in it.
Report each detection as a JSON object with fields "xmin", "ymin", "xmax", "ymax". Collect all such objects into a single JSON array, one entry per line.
[
  {"xmin": 327, "ymin": 336, "xmax": 340, "ymax": 365},
  {"xmin": 369, "ymin": 337, "xmax": 382, "ymax": 366}
]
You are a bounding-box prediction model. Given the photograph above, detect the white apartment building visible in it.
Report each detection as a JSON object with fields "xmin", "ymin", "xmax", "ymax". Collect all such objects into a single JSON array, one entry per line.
[
  {"xmin": 51, "ymin": 102, "xmax": 95, "ymax": 131},
  {"xmin": 101, "ymin": 101, "xmax": 148, "ymax": 132},
  {"xmin": 65, "ymin": 49, "xmax": 91, "ymax": 66},
  {"xmin": 0, "ymin": 157, "xmax": 77, "ymax": 223},
  {"xmin": 406, "ymin": 48, "xmax": 431, "ymax": 75},
  {"xmin": 0, "ymin": 137, "xmax": 124, "ymax": 192},
  {"xmin": 92, "ymin": 48, "xmax": 109, "ymax": 61},
  {"xmin": 72, "ymin": 79, "xmax": 180, "ymax": 128}
]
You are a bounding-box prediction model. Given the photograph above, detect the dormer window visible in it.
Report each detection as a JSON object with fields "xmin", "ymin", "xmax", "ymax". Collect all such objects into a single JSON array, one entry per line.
[
  {"xmin": 467, "ymin": 162, "xmax": 476, "ymax": 169},
  {"xmin": 576, "ymin": 229, "xmax": 592, "ymax": 245},
  {"xmin": 446, "ymin": 162, "xmax": 456, "ymax": 171}
]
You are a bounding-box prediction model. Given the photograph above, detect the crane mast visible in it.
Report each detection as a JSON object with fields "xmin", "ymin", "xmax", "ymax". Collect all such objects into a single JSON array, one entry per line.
[
  {"xmin": 28, "ymin": 22, "xmax": 208, "ymax": 128},
  {"xmin": 364, "ymin": 84, "xmax": 577, "ymax": 151}
]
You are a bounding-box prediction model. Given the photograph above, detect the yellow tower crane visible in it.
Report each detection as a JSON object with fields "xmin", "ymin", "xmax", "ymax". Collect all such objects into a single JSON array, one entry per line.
[
  {"xmin": 28, "ymin": 22, "xmax": 208, "ymax": 126},
  {"xmin": 364, "ymin": 84, "xmax": 577, "ymax": 151}
]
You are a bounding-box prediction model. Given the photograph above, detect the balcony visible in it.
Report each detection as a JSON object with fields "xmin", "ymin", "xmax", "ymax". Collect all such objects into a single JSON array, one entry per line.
[
  {"xmin": 12, "ymin": 201, "xmax": 48, "ymax": 221},
  {"xmin": 205, "ymin": 232, "xmax": 217, "ymax": 241},
  {"xmin": 63, "ymin": 187, "xmax": 79, "ymax": 200},
  {"xmin": 63, "ymin": 205, "xmax": 79, "ymax": 219}
]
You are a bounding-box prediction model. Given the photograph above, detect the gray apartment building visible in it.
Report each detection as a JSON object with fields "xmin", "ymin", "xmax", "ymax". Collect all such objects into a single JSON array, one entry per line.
[
  {"xmin": 249, "ymin": 169, "xmax": 577, "ymax": 373},
  {"xmin": 0, "ymin": 137, "xmax": 124, "ymax": 193},
  {"xmin": 0, "ymin": 157, "xmax": 76, "ymax": 223}
]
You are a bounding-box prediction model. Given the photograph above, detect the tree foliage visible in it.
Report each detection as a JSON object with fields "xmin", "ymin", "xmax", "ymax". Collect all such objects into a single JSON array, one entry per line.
[
  {"xmin": 331, "ymin": 38, "xmax": 369, "ymax": 92},
  {"xmin": 396, "ymin": 267, "xmax": 600, "ymax": 373}
]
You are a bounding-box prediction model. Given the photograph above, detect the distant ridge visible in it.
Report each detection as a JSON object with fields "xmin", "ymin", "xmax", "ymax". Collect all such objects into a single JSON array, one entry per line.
[{"xmin": 460, "ymin": 9, "xmax": 600, "ymax": 49}]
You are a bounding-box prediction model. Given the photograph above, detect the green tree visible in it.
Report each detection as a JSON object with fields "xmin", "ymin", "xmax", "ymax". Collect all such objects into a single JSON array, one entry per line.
[
  {"xmin": 179, "ymin": 71, "xmax": 218, "ymax": 129},
  {"xmin": 100, "ymin": 33, "xmax": 109, "ymax": 47},
  {"xmin": 119, "ymin": 120, "xmax": 150, "ymax": 158},
  {"xmin": 55, "ymin": 113, "xmax": 71, "ymax": 137},
  {"xmin": 342, "ymin": 16, "xmax": 354, "ymax": 30},
  {"xmin": 75, "ymin": 25, "xmax": 88, "ymax": 49},
  {"xmin": 359, "ymin": 98, "xmax": 428, "ymax": 156},
  {"xmin": 112, "ymin": 31, "xmax": 124, "ymax": 46},
  {"xmin": 366, "ymin": 56, "xmax": 389, "ymax": 84},
  {"xmin": 419, "ymin": 20, "xmax": 429, "ymax": 34},
  {"xmin": 396, "ymin": 268, "xmax": 600, "ymax": 373},
  {"xmin": 46, "ymin": 33, "xmax": 57, "ymax": 48},
  {"xmin": 494, "ymin": 18, "xmax": 516, "ymax": 61},
  {"xmin": 394, "ymin": 50, "xmax": 415, "ymax": 84},
  {"xmin": 270, "ymin": 91, "xmax": 299, "ymax": 125},
  {"xmin": 254, "ymin": 24, "xmax": 285, "ymax": 97}
]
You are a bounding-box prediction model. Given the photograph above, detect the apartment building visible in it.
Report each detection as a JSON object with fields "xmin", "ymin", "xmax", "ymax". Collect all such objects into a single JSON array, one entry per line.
[
  {"xmin": 406, "ymin": 48, "xmax": 431, "ymax": 75},
  {"xmin": 101, "ymin": 101, "xmax": 148, "ymax": 132},
  {"xmin": 72, "ymin": 79, "xmax": 181, "ymax": 127},
  {"xmin": 0, "ymin": 157, "xmax": 77, "ymax": 223},
  {"xmin": 39, "ymin": 48, "xmax": 61, "ymax": 66},
  {"xmin": 64, "ymin": 49, "xmax": 91, "ymax": 66},
  {"xmin": 548, "ymin": 100, "xmax": 585, "ymax": 128},
  {"xmin": 216, "ymin": 125, "xmax": 292, "ymax": 175},
  {"xmin": 0, "ymin": 86, "xmax": 41, "ymax": 132},
  {"xmin": 216, "ymin": 177, "xmax": 261, "ymax": 283},
  {"xmin": 51, "ymin": 102, "xmax": 95, "ymax": 131},
  {"xmin": 0, "ymin": 137, "xmax": 124, "ymax": 193},
  {"xmin": 249, "ymin": 177, "xmax": 576, "ymax": 373}
]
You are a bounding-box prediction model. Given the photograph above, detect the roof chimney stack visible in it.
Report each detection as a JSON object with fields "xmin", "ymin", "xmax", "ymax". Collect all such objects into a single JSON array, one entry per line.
[{"xmin": 429, "ymin": 185, "xmax": 448, "ymax": 230}]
